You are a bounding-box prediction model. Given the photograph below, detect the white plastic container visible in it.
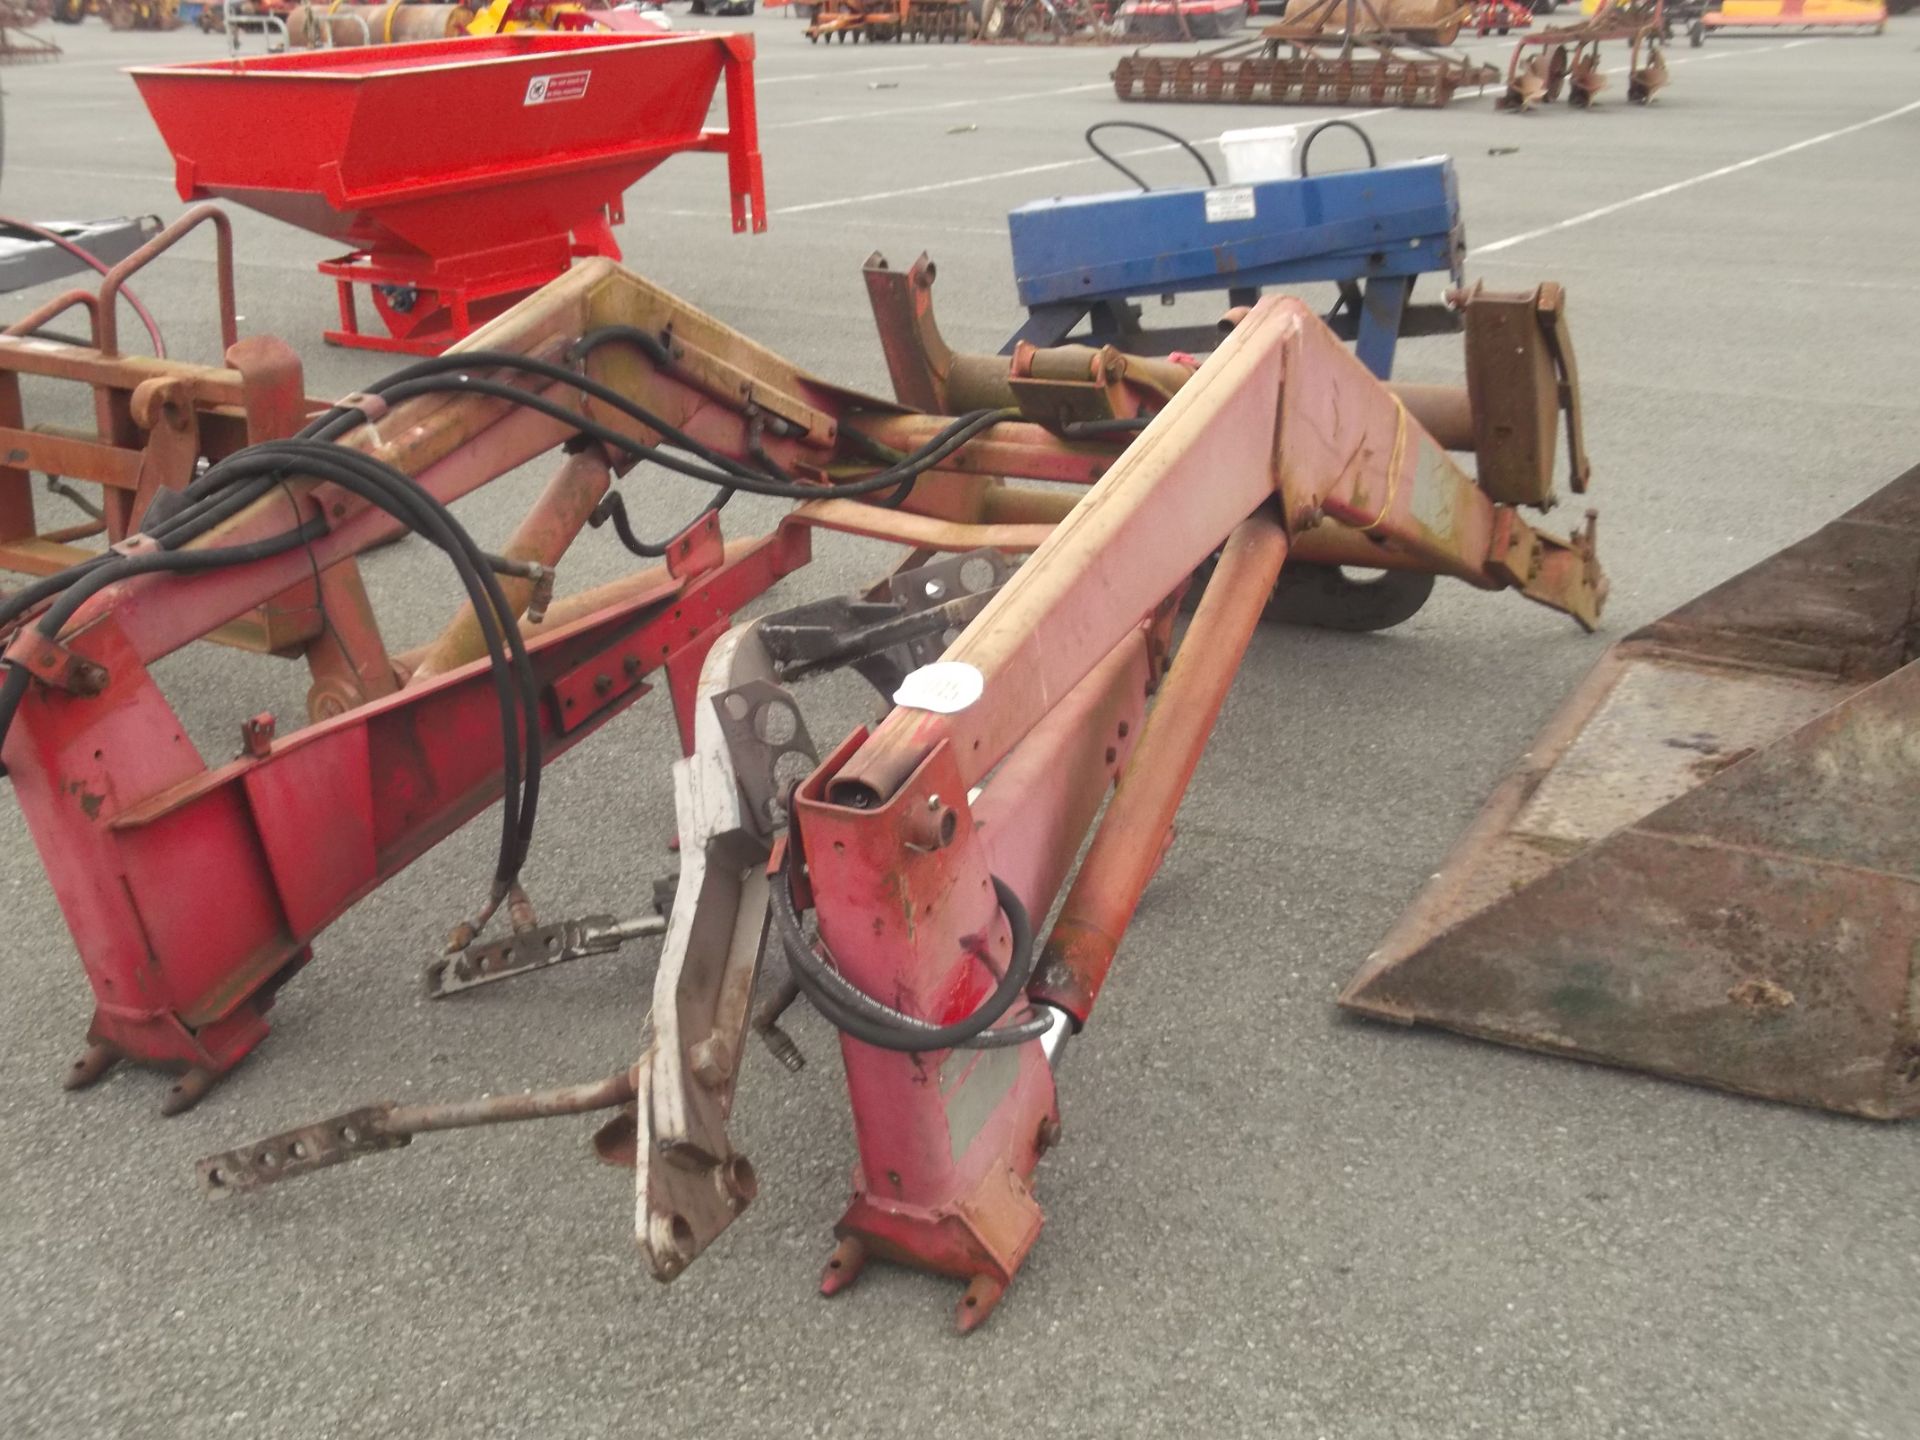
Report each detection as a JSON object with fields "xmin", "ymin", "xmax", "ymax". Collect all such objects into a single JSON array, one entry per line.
[{"xmin": 1219, "ymin": 125, "xmax": 1301, "ymax": 184}]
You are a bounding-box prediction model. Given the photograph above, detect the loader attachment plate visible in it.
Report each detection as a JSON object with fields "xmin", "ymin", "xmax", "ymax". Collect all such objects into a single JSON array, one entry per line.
[{"xmin": 1342, "ymin": 463, "xmax": 1920, "ymax": 1118}]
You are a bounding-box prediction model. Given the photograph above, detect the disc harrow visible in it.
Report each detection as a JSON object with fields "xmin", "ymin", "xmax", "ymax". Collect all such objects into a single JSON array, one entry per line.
[
  {"xmin": 1114, "ymin": 0, "xmax": 1498, "ymax": 108},
  {"xmin": 1114, "ymin": 43, "xmax": 1495, "ymax": 106}
]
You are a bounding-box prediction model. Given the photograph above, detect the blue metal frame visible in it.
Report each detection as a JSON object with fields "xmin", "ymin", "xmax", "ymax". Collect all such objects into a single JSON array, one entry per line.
[{"xmin": 1004, "ymin": 158, "xmax": 1464, "ymax": 378}]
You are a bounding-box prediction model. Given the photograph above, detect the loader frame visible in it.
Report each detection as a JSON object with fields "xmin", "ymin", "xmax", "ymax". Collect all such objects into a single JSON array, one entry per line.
[{"xmin": 5, "ymin": 226, "xmax": 1604, "ymax": 1325}]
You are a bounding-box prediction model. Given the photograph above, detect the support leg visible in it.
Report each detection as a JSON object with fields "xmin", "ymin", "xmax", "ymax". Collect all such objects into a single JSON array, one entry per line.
[{"xmin": 1354, "ymin": 274, "xmax": 1413, "ymax": 380}]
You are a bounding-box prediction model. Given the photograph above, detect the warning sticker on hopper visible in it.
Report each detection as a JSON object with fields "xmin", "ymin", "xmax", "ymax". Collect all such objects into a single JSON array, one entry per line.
[{"xmin": 525, "ymin": 71, "xmax": 592, "ymax": 106}]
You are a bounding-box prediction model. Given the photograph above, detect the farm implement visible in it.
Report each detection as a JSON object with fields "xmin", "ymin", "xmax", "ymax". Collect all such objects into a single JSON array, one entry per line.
[
  {"xmin": 1689, "ymin": 0, "xmax": 1885, "ymax": 43},
  {"xmin": 1499, "ymin": 0, "xmax": 1668, "ymax": 107},
  {"xmin": 129, "ymin": 31, "xmax": 765, "ymax": 353},
  {"xmin": 1, "ymin": 201, "xmax": 1606, "ymax": 1326},
  {"xmin": 1113, "ymin": 0, "xmax": 1499, "ymax": 108}
]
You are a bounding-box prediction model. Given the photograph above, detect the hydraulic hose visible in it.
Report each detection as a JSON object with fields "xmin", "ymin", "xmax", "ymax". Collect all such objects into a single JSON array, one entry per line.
[
  {"xmin": 1084, "ymin": 121, "xmax": 1218, "ymax": 192},
  {"xmin": 771, "ymin": 853, "xmax": 1049, "ymax": 1052}
]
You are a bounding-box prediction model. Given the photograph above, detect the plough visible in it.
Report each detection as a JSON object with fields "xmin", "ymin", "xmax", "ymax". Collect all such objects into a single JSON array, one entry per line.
[
  {"xmin": 1, "ymin": 210, "xmax": 1604, "ymax": 1327},
  {"xmin": 1113, "ymin": 0, "xmax": 1500, "ymax": 109},
  {"xmin": 1498, "ymin": 0, "xmax": 1668, "ymax": 108}
]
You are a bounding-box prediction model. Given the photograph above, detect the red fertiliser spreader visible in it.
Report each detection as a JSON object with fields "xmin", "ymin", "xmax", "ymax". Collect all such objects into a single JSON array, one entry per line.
[{"xmin": 129, "ymin": 32, "xmax": 767, "ymax": 354}]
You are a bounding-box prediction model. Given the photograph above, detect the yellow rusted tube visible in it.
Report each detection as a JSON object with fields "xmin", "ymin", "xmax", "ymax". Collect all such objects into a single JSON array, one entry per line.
[
  {"xmin": 409, "ymin": 450, "xmax": 609, "ymax": 682},
  {"xmin": 287, "ymin": 2, "xmax": 473, "ymax": 46}
]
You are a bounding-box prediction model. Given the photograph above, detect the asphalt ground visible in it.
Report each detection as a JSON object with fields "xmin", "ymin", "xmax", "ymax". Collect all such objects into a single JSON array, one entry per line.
[{"xmin": 1, "ymin": 14, "xmax": 1917, "ymax": 1439}]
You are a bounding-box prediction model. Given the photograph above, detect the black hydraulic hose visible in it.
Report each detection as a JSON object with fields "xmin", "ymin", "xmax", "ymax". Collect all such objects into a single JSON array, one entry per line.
[
  {"xmin": 26, "ymin": 516, "xmax": 329, "ymax": 643},
  {"xmin": 370, "ymin": 372, "xmax": 1021, "ymax": 503},
  {"xmin": 0, "ymin": 471, "xmax": 285, "ymax": 633},
  {"xmin": 307, "ymin": 335, "xmax": 1037, "ymax": 523},
  {"xmin": 1061, "ymin": 416, "xmax": 1153, "ymax": 439},
  {"xmin": 331, "ymin": 337, "xmax": 773, "ymax": 485},
  {"xmin": 229, "ymin": 440, "xmax": 544, "ymax": 890},
  {"xmin": 1084, "ymin": 121, "xmax": 1218, "ymax": 193},
  {"xmin": 87, "ymin": 438, "xmax": 545, "ymax": 893},
  {"xmin": 589, "ymin": 490, "xmax": 676, "ymax": 559},
  {"xmin": 0, "ymin": 518, "xmax": 328, "ymax": 772},
  {"xmin": 1298, "ymin": 119, "xmax": 1379, "ymax": 177},
  {"xmin": 834, "ymin": 426, "xmax": 926, "ymax": 510},
  {"xmin": 0, "ymin": 330, "xmax": 1097, "ymax": 895},
  {"xmin": 770, "ymin": 854, "xmax": 1049, "ymax": 1052}
]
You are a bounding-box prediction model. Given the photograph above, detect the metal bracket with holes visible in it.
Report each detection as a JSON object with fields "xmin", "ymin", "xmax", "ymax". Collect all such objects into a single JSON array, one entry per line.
[
  {"xmin": 423, "ymin": 913, "xmax": 669, "ymax": 998},
  {"xmin": 637, "ymin": 621, "xmax": 815, "ymax": 1280},
  {"xmin": 758, "ymin": 548, "xmax": 1015, "ymax": 693}
]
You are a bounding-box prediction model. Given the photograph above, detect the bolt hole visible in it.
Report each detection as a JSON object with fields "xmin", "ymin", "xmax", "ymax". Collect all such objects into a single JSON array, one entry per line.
[
  {"xmin": 924, "ymin": 580, "xmax": 945, "ymax": 599},
  {"xmin": 726, "ymin": 1154, "xmax": 758, "ymax": 1202},
  {"xmin": 206, "ymin": 1168, "xmax": 226, "ymax": 1188},
  {"xmin": 288, "ymin": 1140, "xmax": 308, "ymax": 1161},
  {"xmin": 755, "ymin": 700, "xmax": 799, "ymax": 746},
  {"xmin": 1105, "ymin": 747, "xmax": 1117, "ymax": 764},
  {"xmin": 964, "ymin": 1296, "xmax": 978, "ymax": 1308}
]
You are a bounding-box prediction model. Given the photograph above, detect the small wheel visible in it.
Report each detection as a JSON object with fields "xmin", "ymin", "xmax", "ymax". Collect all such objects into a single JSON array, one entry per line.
[
  {"xmin": 1688, "ymin": 17, "xmax": 1703, "ymax": 43},
  {"xmin": 1265, "ymin": 564, "xmax": 1436, "ymax": 632},
  {"xmin": 1183, "ymin": 559, "xmax": 1436, "ymax": 632}
]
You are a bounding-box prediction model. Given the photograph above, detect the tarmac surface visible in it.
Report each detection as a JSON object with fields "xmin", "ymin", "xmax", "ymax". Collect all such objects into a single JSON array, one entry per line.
[{"xmin": 1, "ymin": 14, "xmax": 1918, "ymax": 1438}]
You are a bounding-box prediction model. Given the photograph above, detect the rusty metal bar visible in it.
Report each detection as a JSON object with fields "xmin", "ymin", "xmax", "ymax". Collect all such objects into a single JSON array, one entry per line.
[
  {"xmin": 4, "ymin": 290, "xmax": 103, "ymax": 347},
  {"xmin": 1031, "ymin": 509, "xmax": 1291, "ymax": 1023},
  {"xmin": 971, "ymin": 628, "xmax": 1152, "ymax": 925},
  {"xmin": 97, "ymin": 206, "xmax": 241, "ymax": 359},
  {"xmin": 197, "ymin": 1069, "xmax": 638, "ymax": 1197},
  {"xmin": 385, "ymin": 1069, "xmax": 636, "ymax": 1133},
  {"xmin": 1391, "ymin": 383, "xmax": 1473, "ymax": 454},
  {"xmin": 411, "ymin": 449, "xmax": 612, "ymax": 681},
  {"xmin": 790, "ymin": 498, "xmax": 1057, "ymax": 554},
  {"xmin": 826, "ymin": 298, "xmax": 1295, "ymax": 808}
]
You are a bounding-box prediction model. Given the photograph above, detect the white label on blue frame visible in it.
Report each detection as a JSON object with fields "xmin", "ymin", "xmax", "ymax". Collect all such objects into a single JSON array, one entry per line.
[{"xmin": 1204, "ymin": 186, "xmax": 1257, "ymax": 223}]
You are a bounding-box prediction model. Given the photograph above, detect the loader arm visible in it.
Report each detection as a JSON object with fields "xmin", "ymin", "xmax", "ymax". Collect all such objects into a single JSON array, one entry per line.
[{"xmin": 1, "ymin": 247, "xmax": 1615, "ymax": 1326}]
